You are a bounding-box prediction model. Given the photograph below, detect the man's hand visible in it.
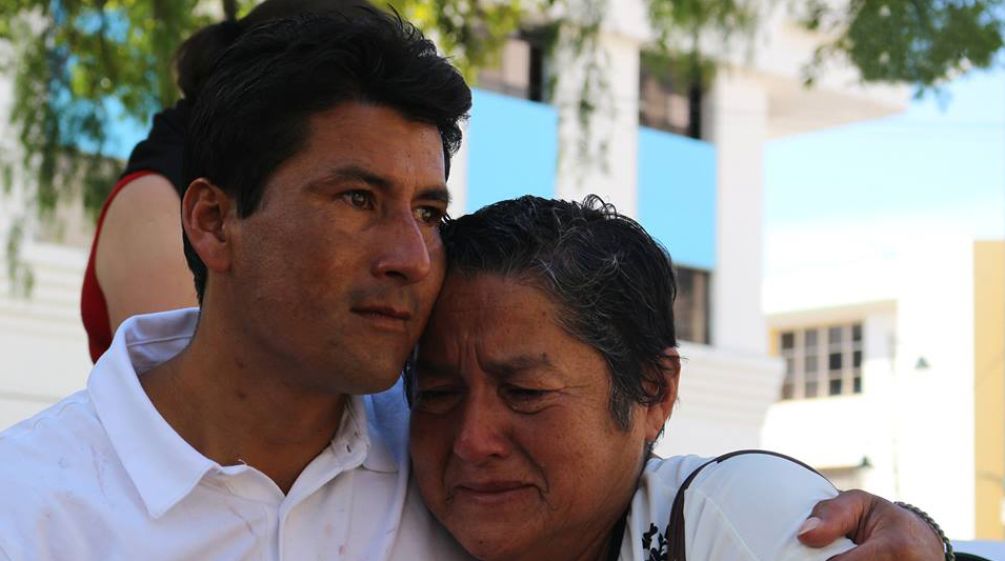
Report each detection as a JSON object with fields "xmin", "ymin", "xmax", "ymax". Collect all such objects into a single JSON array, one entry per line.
[{"xmin": 797, "ymin": 489, "xmax": 945, "ymax": 561}]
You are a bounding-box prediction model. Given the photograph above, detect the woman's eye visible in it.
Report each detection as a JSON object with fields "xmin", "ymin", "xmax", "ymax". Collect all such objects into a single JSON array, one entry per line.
[
  {"xmin": 502, "ymin": 386, "xmax": 553, "ymax": 414},
  {"xmin": 414, "ymin": 388, "xmax": 462, "ymax": 413},
  {"xmin": 507, "ymin": 387, "xmax": 545, "ymax": 399},
  {"xmin": 342, "ymin": 190, "xmax": 374, "ymax": 209}
]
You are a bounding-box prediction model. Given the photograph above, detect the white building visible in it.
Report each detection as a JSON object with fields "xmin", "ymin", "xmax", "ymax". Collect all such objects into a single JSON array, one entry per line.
[
  {"xmin": 763, "ymin": 234, "xmax": 1005, "ymax": 540},
  {"xmin": 0, "ymin": 63, "xmax": 95, "ymax": 429}
]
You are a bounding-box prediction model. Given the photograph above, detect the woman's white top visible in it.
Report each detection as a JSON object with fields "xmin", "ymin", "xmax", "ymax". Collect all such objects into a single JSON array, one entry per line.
[{"xmin": 619, "ymin": 455, "xmax": 856, "ymax": 561}]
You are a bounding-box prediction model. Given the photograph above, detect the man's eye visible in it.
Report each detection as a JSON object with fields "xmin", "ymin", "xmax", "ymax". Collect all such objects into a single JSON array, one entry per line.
[
  {"xmin": 342, "ymin": 190, "xmax": 374, "ymax": 209},
  {"xmin": 414, "ymin": 206, "xmax": 446, "ymax": 225}
]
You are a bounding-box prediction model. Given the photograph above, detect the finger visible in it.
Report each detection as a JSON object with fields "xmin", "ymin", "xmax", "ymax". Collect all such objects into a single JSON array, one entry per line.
[
  {"xmin": 825, "ymin": 526, "xmax": 941, "ymax": 561},
  {"xmin": 826, "ymin": 541, "xmax": 899, "ymax": 561},
  {"xmin": 798, "ymin": 490, "xmax": 873, "ymax": 547}
]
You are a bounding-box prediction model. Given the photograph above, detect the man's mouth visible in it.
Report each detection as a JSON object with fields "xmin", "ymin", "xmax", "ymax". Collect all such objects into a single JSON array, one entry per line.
[
  {"xmin": 351, "ymin": 305, "xmax": 412, "ymax": 330},
  {"xmin": 353, "ymin": 305, "xmax": 411, "ymax": 320}
]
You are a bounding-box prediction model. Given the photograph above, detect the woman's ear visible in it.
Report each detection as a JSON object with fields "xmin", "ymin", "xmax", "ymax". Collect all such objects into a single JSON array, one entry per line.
[
  {"xmin": 643, "ymin": 346, "xmax": 681, "ymax": 442},
  {"xmin": 181, "ymin": 178, "xmax": 235, "ymax": 275}
]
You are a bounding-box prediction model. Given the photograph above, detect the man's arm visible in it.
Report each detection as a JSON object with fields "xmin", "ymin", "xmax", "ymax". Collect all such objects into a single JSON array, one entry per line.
[{"xmin": 798, "ymin": 489, "xmax": 947, "ymax": 561}]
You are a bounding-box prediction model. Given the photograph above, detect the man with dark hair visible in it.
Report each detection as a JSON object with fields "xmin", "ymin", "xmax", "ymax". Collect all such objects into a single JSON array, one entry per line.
[
  {"xmin": 0, "ymin": 10, "xmax": 471, "ymax": 560},
  {"xmin": 0, "ymin": 9, "xmax": 947, "ymax": 561}
]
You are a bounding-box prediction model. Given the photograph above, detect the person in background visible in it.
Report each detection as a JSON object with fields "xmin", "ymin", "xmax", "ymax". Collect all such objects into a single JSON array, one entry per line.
[{"xmin": 81, "ymin": 0, "xmax": 372, "ymax": 362}]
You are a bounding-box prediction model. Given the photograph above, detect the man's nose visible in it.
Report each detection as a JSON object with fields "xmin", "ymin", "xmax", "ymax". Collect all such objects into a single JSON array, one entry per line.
[
  {"xmin": 372, "ymin": 211, "xmax": 434, "ymax": 283},
  {"xmin": 452, "ymin": 393, "xmax": 511, "ymax": 464}
]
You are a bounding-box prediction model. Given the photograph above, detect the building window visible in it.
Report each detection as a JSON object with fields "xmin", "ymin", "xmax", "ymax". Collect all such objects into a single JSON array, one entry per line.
[
  {"xmin": 477, "ymin": 34, "xmax": 547, "ymax": 102},
  {"xmin": 675, "ymin": 267, "xmax": 710, "ymax": 344},
  {"xmin": 639, "ymin": 52, "xmax": 702, "ymax": 138},
  {"xmin": 779, "ymin": 322, "xmax": 863, "ymax": 400}
]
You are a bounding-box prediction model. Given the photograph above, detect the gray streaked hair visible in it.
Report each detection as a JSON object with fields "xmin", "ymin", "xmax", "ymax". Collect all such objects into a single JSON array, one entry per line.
[{"xmin": 433, "ymin": 195, "xmax": 679, "ymax": 429}]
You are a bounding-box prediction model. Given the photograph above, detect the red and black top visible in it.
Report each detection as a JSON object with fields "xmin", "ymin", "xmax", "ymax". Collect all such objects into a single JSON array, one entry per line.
[{"xmin": 80, "ymin": 100, "xmax": 189, "ymax": 362}]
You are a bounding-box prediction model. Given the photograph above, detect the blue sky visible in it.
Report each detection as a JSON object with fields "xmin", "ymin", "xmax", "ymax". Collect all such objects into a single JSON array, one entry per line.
[
  {"xmin": 764, "ymin": 66, "xmax": 1005, "ymax": 273},
  {"xmin": 102, "ymin": 97, "xmax": 148, "ymax": 159}
]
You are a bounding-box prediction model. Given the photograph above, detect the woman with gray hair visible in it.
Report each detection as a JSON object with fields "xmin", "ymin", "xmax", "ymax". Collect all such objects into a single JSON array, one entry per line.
[{"xmin": 408, "ymin": 195, "xmax": 951, "ymax": 561}]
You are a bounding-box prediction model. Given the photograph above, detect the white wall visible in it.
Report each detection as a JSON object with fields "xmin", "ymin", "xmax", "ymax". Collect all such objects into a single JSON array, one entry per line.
[
  {"xmin": 763, "ymin": 304, "xmax": 899, "ymax": 488},
  {"xmin": 657, "ymin": 342, "xmax": 784, "ymax": 459},
  {"xmin": 553, "ymin": 26, "xmax": 641, "ymax": 217},
  {"xmin": 894, "ymin": 240, "xmax": 976, "ymax": 538},
  {"xmin": 763, "ymin": 237, "xmax": 979, "ymax": 538},
  {"xmin": 705, "ymin": 72, "xmax": 769, "ymax": 354},
  {"xmin": 0, "ymin": 242, "xmax": 91, "ymax": 430},
  {"xmin": 0, "ymin": 71, "xmax": 93, "ymax": 430}
]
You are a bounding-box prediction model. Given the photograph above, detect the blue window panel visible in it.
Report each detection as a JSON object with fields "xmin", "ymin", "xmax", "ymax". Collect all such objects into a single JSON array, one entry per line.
[
  {"xmin": 637, "ymin": 127, "xmax": 717, "ymax": 270},
  {"xmin": 465, "ymin": 89, "xmax": 557, "ymax": 212}
]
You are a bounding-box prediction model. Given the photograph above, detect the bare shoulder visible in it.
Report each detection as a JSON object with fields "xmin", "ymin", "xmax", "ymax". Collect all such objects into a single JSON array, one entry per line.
[
  {"xmin": 101, "ymin": 174, "xmax": 181, "ymax": 230},
  {"xmin": 95, "ymin": 173, "xmax": 195, "ymax": 331}
]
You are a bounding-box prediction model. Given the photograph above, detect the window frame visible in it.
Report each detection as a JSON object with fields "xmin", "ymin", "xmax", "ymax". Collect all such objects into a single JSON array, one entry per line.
[{"xmin": 780, "ymin": 322, "xmax": 864, "ymax": 401}]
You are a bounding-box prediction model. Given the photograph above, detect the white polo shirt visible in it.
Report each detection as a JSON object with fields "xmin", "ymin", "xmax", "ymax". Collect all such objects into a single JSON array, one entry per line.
[
  {"xmin": 619, "ymin": 455, "xmax": 856, "ymax": 561},
  {"xmin": 0, "ymin": 308, "xmax": 469, "ymax": 561}
]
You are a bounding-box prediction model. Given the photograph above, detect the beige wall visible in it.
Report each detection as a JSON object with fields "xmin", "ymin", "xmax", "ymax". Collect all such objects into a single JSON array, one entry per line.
[{"xmin": 974, "ymin": 240, "xmax": 1005, "ymax": 539}]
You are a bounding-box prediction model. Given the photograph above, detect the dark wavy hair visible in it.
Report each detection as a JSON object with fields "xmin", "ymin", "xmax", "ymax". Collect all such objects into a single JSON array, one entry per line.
[
  {"xmin": 174, "ymin": 0, "xmax": 374, "ymax": 101},
  {"xmin": 182, "ymin": 9, "xmax": 472, "ymax": 302},
  {"xmin": 434, "ymin": 195, "xmax": 679, "ymax": 430}
]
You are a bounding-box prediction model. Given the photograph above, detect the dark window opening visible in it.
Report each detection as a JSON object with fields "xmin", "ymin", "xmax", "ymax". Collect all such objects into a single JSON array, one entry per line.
[
  {"xmin": 477, "ymin": 33, "xmax": 549, "ymax": 102},
  {"xmin": 829, "ymin": 352, "xmax": 843, "ymax": 371},
  {"xmin": 639, "ymin": 51, "xmax": 702, "ymax": 138},
  {"xmin": 674, "ymin": 267, "xmax": 711, "ymax": 344},
  {"xmin": 528, "ymin": 41, "xmax": 545, "ymax": 102}
]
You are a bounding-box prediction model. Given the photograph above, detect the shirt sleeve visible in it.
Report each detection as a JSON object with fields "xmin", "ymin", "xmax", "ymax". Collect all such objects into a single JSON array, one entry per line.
[{"xmin": 683, "ymin": 454, "xmax": 856, "ymax": 561}]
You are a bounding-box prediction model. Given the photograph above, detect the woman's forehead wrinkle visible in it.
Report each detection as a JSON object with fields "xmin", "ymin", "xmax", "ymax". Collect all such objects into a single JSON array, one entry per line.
[
  {"xmin": 480, "ymin": 354, "xmax": 554, "ymax": 379},
  {"xmin": 414, "ymin": 357, "xmax": 459, "ymax": 380}
]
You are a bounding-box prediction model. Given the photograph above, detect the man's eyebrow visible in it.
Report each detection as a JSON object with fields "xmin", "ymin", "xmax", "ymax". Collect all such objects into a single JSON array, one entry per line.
[
  {"xmin": 312, "ymin": 164, "xmax": 391, "ymax": 190},
  {"xmin": 310, "ymin": 164, "xmax": 450, "ymax": 205},
  {"xmin": 417, "ymin": 185, "xmax": 451, "ymax": 206}
]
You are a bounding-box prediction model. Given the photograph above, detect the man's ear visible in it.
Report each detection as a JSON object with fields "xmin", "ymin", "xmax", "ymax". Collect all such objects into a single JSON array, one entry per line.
[
  {"xmin": 181, "ymin": 178, "xmax": 235, "ymax": 275},
  {"xmin": 643, "ymin": 346, "xmax": 681, "ymax": 442}
]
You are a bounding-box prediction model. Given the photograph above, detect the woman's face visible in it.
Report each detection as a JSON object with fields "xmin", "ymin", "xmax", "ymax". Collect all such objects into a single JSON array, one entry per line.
[{"xmin": 409, "ymin": 273, "xmax": 669, "ymax": 561}]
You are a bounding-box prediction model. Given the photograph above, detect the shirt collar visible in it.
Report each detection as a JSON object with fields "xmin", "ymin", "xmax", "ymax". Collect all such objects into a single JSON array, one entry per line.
[
  {"xmin": 89, "ymin": 308, "xmax": 213, "ymax": 519},
  {"xmin": 89, "ymin": 308, "xmax": 399, "ymax": 519}
]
